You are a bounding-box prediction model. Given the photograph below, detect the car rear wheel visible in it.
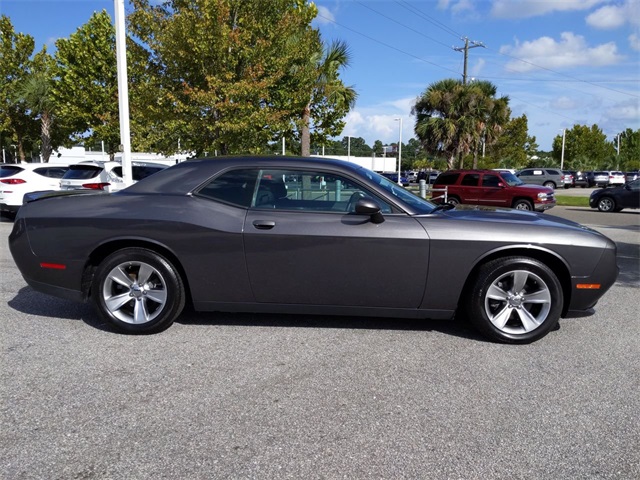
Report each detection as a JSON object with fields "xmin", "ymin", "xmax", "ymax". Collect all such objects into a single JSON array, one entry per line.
[
  {"xmin": 543, "ymin": 181, "xmax": 556, "ymax": 189},
  {"xmin": 465, "ymin": 257, "xmax": 562, "ymax": 344},
  {"xmin": 92, "ymin": 248, "xmax": 185, "ymax": 333},
  {"xmin": 597, "ymin": 197, "xmax": 616, "ymax": 212},
  {"xmin": 512, "ymin": 199, "xmax": 533, "ymax": 210}
]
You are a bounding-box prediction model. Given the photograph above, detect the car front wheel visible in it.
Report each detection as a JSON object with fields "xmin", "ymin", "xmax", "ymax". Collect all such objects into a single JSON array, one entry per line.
[
  {"xmin": 512, "ymin": 199, "xmax": 533, "ymax": 210},
  {"xmin": 92, "ymin": 248, "xmax": 185, "ymax": 334},
  {"xmin": 465, "ymin": 257, "xmax": 563, "ymax": 344},
  {"xmin": 597, "ymin": 197, "xmax": 616, "ymax": 212},
  {"xmin": 447, "ymin": 196, "xmax": 460, "ymax": 206}
]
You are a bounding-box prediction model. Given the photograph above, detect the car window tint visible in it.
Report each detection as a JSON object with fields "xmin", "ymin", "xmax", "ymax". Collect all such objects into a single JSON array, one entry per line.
[
  {"xmin": 435, "ymin": 172, "xmax": 460, "ymax": 185},
  {"xmin": 461, "ymin": 174, "xmax": 479, "ymax": 186},
  {"xmin": 195, "ymin": 169, "xmax": 258, "ymax": 208},
  {"xmin": 253, "ymin": 169, "xmax": 392, "ymax": 214},
  {"xmin": 63, "ymin": 165, "xmax": 103, "ymax": 180},
  {"xmin": 482, "ymin": 174, "xmax": 501, "ymax": 187},
  {"xmin": 34, "ymin": 167, "xmax": 68, "ymax": 179},
  {"xmin": 519, "ymin": 170, "xmax": 532, "ymax": 176},
  {"xmin": 0, "ymin": 165, "xmax": 24, "ymax": 177}
]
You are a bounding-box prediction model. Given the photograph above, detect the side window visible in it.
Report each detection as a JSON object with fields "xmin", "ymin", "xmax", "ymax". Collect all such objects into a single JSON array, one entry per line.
[
  {"xmin": 195, "ymin": 169, "xmax": 258, "ymax": 208},
  {"xmin": 435, "ymin": 172, "xmax": 460, "ymax": 185},
  {"xmin": 519, "ymin": 169, "xmax": 532, "ymax": 176},
  {"xmin": 460, "ymin": 174, "xmax": 479, "ymax": 186},
  {"xmin": 482, "ymin": 174, "xmax": 501, "ymax": 187},
  {"xmin": 546, "ymin": 169, "xmax": 560, "ymax": 176},
  {"xmin": 253, "ymin": 169, "xmax": 392, "ymax": 213}
]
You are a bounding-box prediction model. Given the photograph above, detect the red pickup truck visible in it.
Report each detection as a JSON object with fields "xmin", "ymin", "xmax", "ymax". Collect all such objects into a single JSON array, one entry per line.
[{"xmin": 431, "ymin": 169, "xmax": 556, "ymax": 212}]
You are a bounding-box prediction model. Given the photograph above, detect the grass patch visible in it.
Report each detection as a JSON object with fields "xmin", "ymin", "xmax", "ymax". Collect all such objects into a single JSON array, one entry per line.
[{"xmin": 554, "ymin": 196, "xmax": 589, "ymax": 207}]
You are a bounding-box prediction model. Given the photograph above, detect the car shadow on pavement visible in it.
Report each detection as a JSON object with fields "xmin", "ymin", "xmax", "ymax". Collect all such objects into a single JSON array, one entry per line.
[
  {"xmin": 8, "ymin": 286, "xmax": 488, "ymax": 341},
  {"xmin": 177, "ymin": 309, "xmax": 488, "ymax": 342}
]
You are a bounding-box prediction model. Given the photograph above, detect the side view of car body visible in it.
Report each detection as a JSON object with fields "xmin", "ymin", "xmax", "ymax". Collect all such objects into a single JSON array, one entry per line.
[
  {"xmin": 0, "ymin": 163, "xmax": 70, "ymax": 215},
  {"xmin": 10, "ymin": 156, "xmax": 618, "ymax": 344},
  {"xmin": 589, "ymin": 179, "xmax": 640, "ymax": 212},
  {"xmin": 380, "ymin": 172, "xmax": 409, "ymax": 186},
  {"xmin": 516, "ymin": 168, "xmax": 566, "ymax": 189},
  {"xmin": 431, "ymin": 169, "xmax": 556, "ymax": 212}
]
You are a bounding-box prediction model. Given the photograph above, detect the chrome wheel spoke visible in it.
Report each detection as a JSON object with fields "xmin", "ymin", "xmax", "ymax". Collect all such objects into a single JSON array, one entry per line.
[
  {"xmin": 523, "ymin": 288, "xmax": 551, "ymax": 304},
  {"xmin": 136, "ymin": 263, "xmax": 154, "ymax": 285},
  {"xmin": 514, "ymin": 307, "xmax": 541, "ymax": 332},
  {"xmin": 487, "ymin": 284, "xmax": 509, "ymax": 301},
  {"xmin": 105, "ymin": 292, "xmax": 132, "ymax": 312},
  {"xmin": 109, "ymin": 266, "xmax": 132, "ymax": 288},
  {"xmin": 490, "ymin": 305, "xmax": 512, "ymax": 330},
  {"xmin": 512, "ymin": 271, "xmax": 528, "ymax": 293},
  {"xmin": 133, "ymin": 298, "xmax": 150, "ymax": 324},
  {"xmin": 146, "ymin": 288, "xmax": 167, "ymax": 305}
]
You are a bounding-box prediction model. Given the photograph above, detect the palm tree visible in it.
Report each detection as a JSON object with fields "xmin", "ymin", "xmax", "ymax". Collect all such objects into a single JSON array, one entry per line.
[
  {"xmin": 18, "ymin": 74, "xmax": 54, "ymax": 162},
  {"xmin": 301, "ymin": 40, "xmax": 357, "ymax": 157},
  {"xmin": 413, "ymin": 79, "xmax": 509, "ymax": 170}
]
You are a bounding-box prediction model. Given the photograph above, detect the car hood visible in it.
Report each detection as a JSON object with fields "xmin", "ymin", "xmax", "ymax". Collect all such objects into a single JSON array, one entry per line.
[{"xmin": 516, "ymin": 183, "xmax": 554, "ymax": 193}]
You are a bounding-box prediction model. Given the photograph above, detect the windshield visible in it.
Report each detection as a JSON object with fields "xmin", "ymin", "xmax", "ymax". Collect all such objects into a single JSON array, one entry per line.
[
  {"xmin": 354, "ymin": 167, "xmax": 437, "ymax": 214},
  {"xmin": 501, "ymin": 172, "xmax": 524, "ymax": 186}
]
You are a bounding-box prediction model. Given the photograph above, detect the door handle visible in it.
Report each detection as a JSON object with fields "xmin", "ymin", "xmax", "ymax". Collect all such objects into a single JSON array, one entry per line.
[{"xmin": 252, "ymin": 220, "xmax": 276, "ymax": 230}]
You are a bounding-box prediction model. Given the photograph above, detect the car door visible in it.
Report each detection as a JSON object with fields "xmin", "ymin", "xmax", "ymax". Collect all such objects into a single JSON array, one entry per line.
[
  {"xmin": 243, "ymin": 168, "xmax": 430, "ymax": 308},
  {"xmin": 458, "ymin": 173, "xmax": 480, "ymax": 202},
  {"xmin": 620, "ymin": 179, "xmax": 640, "ymax": 208},
  {"xmin": 477, "ymin": 173, "xmax": 510, "ymax": 207}
]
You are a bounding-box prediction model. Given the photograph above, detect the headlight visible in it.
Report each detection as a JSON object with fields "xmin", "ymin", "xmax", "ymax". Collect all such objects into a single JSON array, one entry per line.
[{"xmin": 537, "ymin": 192, "xmax": 548, "ymax": 199}]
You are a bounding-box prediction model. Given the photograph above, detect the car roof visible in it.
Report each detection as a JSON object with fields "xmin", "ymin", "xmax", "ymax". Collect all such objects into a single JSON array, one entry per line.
[{"xmin": 123, "ymin": 156, "xmax": 365, "ymax": 195}]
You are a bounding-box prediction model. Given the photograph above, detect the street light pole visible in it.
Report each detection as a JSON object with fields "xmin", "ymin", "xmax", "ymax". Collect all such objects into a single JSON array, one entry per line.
[
  {"xmin": 347, "ymin": 136, "xmax": 351, "ymax": 159},
  {"xmin": 395, "ymin": 118, "xmax": 403, "ymax": 185},
  {"xmin": 560, "ymin": 129, "xmax": 566, "ymax": 170}
]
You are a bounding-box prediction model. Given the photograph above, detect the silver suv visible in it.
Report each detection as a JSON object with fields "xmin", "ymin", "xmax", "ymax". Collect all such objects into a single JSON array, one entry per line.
[{"xmin": 516, "ymin": 168, "xmax": 565, "ymax": 189}]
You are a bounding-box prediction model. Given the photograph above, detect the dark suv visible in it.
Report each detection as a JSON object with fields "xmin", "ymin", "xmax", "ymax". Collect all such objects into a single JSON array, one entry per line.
[{"xmin": 432, "ymin": 170, "xmax": 556, "ymax": 212}]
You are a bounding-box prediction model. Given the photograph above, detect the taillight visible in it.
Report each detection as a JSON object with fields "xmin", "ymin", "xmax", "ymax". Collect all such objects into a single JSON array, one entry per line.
[
  {"xmin": 0, "ymin": 178, "xmax": 26, "ymax": 184},
  {"xmin": 81, "ymin": 182, "xmax": 110, "ymax": 190}
]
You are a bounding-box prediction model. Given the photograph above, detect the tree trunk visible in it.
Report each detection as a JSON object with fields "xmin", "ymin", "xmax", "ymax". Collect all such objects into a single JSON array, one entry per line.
[
  {"xmin": 301, "ymin": 102, "xmax": 311, "ymax": 157},
  {"xmin": 40, "ymin": 111, "xmax": 53, "ymax": 162}
]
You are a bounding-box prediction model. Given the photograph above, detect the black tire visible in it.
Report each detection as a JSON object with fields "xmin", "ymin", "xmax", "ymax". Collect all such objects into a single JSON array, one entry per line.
[
  {"xmin": 92, "ymin": 248, "xmax": 185, "ymax": 334},
  {"xmin": 597, "ymin": 197, "xmax": 616, "ymax": 212},
  {"xmin": 512, "ymin": 199, "xmax": 533, "ymax": 211},
  {"xmin": 543, "ymin": 181, "xmax": 556, "ymax": 189},
  {"xmin": 464, "ymin": 257, "xmax": 563, "ymax": 344},
  {"xmin": 447, "ymin": 196, "xmax": 461, "ymax": 206}
]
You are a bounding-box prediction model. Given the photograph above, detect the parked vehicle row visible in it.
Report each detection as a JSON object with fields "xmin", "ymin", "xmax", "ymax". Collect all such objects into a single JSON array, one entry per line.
[{"xmin": 0, "ymin": 160, "xmax": 168, "ymax": 216}]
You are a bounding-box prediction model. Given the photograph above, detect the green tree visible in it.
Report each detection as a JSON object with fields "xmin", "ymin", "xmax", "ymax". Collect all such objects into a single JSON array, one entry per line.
[
  {"xmin": 614, "ymin": 128, "xmax": 640, "ymax": 171},
  {"xmin": 53, "ymin": 10, "xmax": 121, "ymax": 157},
  {"xmin": 128, "ymin": 0, "xmax": 322, "ymax": 156},
  {"xmin": 0, "ymin": 15, "xmax": 38, "ymax": 162},
  {"xmin": 16, "ymin": 48, "xmax": 63, "ymax": 162},
  {"xmin": 552, "ymin": 124, "xmax": 615, "ymax": 170},
  {"xmin": 412, "ymin": 78, "xmax": 509, "ymax": 170},
  {"xmin": 300, "ymin": 40, "xmax": 357, "ymax": 157},
  {"xmin": 487, "ymin": 114, "xmax": 537, "ymax": 169}
]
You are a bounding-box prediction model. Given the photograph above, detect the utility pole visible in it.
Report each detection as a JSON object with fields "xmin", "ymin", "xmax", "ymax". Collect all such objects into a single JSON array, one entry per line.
[{"xmin": 454, "ymin": 37, "xmax": 485, "ymax": 84}]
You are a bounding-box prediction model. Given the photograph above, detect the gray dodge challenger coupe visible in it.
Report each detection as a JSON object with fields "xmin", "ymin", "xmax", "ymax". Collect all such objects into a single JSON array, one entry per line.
[{"xmin": 9, "ymin": 156, "xmax": 618, "ymax": 343}]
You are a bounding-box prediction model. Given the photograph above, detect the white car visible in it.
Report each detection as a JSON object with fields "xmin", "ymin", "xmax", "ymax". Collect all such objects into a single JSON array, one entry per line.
[
  {"xmin": 0, "ymin": 163, "xmax": 70, "ymax": 216},
  {"xmin": 606, "ymin": 171, "xmax": 626, "ymax": 186},
  {"xmin": 59, "ymin": 161, "xmax": 168, "ymax": 192}
]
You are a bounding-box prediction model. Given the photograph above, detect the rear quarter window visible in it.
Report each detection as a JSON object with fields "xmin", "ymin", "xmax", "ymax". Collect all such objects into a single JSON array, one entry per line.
[
  {"xmin": 435, "ymin": 172, "xmax": 460, "ymax": 185},
  {"xmin": 0, "ymin": 165, "xmax": 24, "ymax": 177}
]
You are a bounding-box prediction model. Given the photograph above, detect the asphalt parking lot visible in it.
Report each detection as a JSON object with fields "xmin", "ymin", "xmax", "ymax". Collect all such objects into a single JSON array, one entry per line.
[{"xmin": 1, "ymin": 207, "xmax": 638, "ymax": 479}]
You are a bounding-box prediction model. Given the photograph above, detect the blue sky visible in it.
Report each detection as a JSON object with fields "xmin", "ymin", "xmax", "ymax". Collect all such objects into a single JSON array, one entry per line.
[{"xmin": 2, "ymin": 0, "xmax": 639, "ymax": 151}]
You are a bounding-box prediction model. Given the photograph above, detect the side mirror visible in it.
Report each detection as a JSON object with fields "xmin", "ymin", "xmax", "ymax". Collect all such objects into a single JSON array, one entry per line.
[
  {"xmin": 355, "ymin": 198, "xmax": 385, "ymax": 224},
  {"xmin": 498, "ymin": 182, "xmax": 505, "ymax": 188}
]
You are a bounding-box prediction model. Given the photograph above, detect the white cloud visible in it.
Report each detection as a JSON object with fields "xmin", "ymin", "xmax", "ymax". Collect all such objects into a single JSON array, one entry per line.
[
  {"xmin": 586, "ymin": 0, "xmax": 640, "ymax": 29},
  {"xmin": 604, "ymin": 99, "xmax": 640, "ymax": 121},
  {"xmin": 451, "ymin": 0, "xmax": 475, "ymax": 16},
  {"xmin": 630, "ymin": 33, "xmax": 640, "ymax": 51},
  {"xmin": 315, "ymin": 5, "xmax": 335, "ymax": 25},
  {"xmin": 500, "ymin": 32, "xmax": 625, "ymax": 72},
  {"xmin": 437, "ymin": 0, "xmax": 451, "ymax": 10},
  {"xmin": 470, "ymin": 58, "xmax": 486, "ymax": 77},
  {"xmin": 491, "ymin": 0, "xmax": 605, "ymax": 19},
  {"xmin": 550, "ymin": 96, "xmax": 581, "ymax": 110}
]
